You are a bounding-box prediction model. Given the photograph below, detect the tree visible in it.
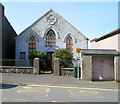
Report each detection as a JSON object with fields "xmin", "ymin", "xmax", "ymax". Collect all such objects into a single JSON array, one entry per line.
[{"xmin": 53, "ymin": 49, "xmax": 73, "ymax": 68}]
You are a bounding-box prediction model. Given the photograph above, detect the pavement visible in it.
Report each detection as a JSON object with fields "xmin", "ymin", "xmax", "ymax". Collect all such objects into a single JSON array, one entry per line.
[{"xmin": 0, "ymin": 73, "xmax": 119, "ymax": 90}]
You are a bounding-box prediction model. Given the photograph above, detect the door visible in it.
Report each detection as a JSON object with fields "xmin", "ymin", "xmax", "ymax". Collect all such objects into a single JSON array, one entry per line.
[
  {"xmin": 46, "ymin": 52, "xmax": 54, "ymax": 72},
  {"xmin": 92, "ymin": 56, "xmax": 114, "ymax": 81}
]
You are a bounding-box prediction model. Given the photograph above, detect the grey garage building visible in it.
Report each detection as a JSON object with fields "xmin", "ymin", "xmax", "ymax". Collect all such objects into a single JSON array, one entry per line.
[{"xmin": 80, "ymin": 49, "xmax": 120, "ymax": 81}]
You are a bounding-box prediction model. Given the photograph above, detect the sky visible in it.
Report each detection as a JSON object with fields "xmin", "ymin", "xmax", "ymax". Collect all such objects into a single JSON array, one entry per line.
[{"xmin": 1, "ymin": 2, "xmax": 118, "ymax": 40}]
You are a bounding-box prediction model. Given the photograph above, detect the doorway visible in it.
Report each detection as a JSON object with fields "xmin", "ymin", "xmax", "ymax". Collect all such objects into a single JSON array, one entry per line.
[{"xmin": 46, "ymin": 52, "xmax": 54, "ymax": 73}]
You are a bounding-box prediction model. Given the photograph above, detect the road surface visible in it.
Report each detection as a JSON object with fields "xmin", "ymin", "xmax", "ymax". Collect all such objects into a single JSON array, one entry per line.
[{"xmin": 1, "ymin": 84, "xmax": 119, "ymax": 102}]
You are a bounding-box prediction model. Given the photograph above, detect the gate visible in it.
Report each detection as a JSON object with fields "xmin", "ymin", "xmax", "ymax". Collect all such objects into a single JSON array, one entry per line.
[
  {"xmin": 40, "ymin": 52, "xmax": 54, "ymax": 74},
  {"xmin": 46, "ymin": 52, "xmax": 54, "ymax": 72}
]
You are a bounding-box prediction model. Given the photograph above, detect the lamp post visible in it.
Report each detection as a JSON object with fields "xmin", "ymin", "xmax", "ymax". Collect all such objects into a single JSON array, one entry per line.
[{"xmin": 76, "ymin": 48, "xmax": 81, "ymax": 80}]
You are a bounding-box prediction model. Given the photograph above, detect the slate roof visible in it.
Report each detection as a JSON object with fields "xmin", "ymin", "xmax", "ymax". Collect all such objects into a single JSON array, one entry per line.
[
  {"xmin": 91, "ymin": 28, "xmax": 120, "ymax": 42},
  {"xmin": 81, "ymin": 49, "xmax": 120, "ymax": 56}
]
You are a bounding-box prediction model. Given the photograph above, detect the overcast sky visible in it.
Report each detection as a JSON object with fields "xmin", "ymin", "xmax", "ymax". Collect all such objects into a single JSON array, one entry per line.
[{"xmin": 1, "ymin": 2, "xmax": 118, "ymax": 40}]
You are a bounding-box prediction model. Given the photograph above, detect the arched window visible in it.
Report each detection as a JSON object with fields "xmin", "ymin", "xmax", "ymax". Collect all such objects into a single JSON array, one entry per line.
[
  {"xmin": 28, "ymin": 36, "xmax": 36, "ymax": 53},
  {"xmin": 66, "ymin": 36, "xmax": 73, "ymax": 54},
  {"xmin": 46, "ymin": 29, "xmax": 56, "ymax": 46}
]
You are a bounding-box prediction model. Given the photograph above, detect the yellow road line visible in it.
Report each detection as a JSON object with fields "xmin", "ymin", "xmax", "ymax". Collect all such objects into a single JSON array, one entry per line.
[
  {"xmin": 1, "ymin": 82, "xmax": 119, "ymax": 91},
  {"xmin": 27, "ymin": 84, "xmax": 120, "ymax": 91}
]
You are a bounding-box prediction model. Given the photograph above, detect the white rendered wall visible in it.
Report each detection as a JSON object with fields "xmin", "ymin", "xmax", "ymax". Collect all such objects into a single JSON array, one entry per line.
[{"xmin": 91, "ymin": 34, "xmax": 119, "ymax": 50}]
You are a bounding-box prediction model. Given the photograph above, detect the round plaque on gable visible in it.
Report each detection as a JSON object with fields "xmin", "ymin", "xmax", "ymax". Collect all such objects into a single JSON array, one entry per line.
[{"xmin": 47, "ymin": 14, "xmax": 57, "ymax": 25}]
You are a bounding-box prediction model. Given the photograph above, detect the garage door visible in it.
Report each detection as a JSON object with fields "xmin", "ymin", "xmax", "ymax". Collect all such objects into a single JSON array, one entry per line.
[{"xmin": 92, "ymin": 56, "xmax": 114, "ymax": 81}]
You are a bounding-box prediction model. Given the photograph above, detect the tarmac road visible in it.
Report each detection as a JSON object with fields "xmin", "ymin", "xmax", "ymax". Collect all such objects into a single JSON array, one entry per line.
[
  {"xmin": 1, "ymin": 84, "xmax": 119, "ymax": 102},
  {"xmin": 1, "ymin": 73, "xmax": 118, "ymax": 89}
]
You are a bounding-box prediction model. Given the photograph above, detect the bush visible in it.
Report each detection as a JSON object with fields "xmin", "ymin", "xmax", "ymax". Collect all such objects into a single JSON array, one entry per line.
[
  {"xmin": 29, "ymin": 50, "xmax": 46, "ymax": 60},
  {"xmin": 29, "ymin": 50, "xmax": 47, "ymax": 69},
  {"xmin": 52, "ymin": 49, "xmax": 73, "ymax": 68}
]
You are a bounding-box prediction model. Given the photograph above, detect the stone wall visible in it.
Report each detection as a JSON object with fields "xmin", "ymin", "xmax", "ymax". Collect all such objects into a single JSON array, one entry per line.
[
  {"xmin": 33, "ymin": 58, "xmax": 39, "ymax": 75},
  {"xmin": 0, "ymin": 66, "xmax": 34, "ymax": 74},
  {"xmin": 115, "ymin": 57, "xmax": 120, "ymax": 81},
  {"xmin": 53, "ymin": 58, "xmax": 60, "ymax": 76},
  {"xmin": 0, "ymin": 58, "xmax": 40, "ymax": 74},
  {"xmin": 82, "ymin": 56, "xmax": 92, "ymax": 81},
  {"xmin": 61, "ymin": 68, "xmax": 74, "ymax": 76},
  {"xmin": 53, "ymin": 58, "xmax": 74, "ymax": 77}
]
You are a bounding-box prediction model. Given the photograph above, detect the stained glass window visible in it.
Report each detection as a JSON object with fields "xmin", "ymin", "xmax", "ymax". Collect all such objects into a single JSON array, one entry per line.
[
  {"xmin": 66, "ymin": 36, "xmax": 73, "ymax": 54},
  {"xmin": 46, "ymin": 29, "xmax": 56, "ymax": 46},
  {"xmin": 28, "ymin": 36, "xmax": 36, "ymax": 53}
]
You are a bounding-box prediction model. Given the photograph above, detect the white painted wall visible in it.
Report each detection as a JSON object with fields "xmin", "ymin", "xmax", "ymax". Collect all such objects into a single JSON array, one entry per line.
[{"xmin": 91, "ymin": 34, "xmax": 119, "ymax": 50}]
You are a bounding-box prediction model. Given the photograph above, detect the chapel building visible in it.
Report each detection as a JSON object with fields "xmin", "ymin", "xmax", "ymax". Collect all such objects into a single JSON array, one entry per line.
[{"xmin": 15, "ymin": 9, "xmax": 89, "ymax": 68}]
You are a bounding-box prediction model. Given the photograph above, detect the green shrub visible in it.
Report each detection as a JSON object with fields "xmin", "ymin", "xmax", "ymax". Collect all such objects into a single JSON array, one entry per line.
[
  {"xmin": 29, "ymin": 50, "xmax": 46, "ymax": 60},
  {"xmin": 29, "ymin": 50, "xmax": 47, "ymax": 69},
  {"xmin": 52, "ymin": 49, "xmax": 73, "ymax": 68}
]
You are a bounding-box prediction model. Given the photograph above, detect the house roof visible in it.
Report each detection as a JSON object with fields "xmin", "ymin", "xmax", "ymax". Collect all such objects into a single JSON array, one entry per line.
[
  {"xmin": 81, "ymin": 49, "xmax": 120, "ymax": 56},
  {"xmin": 90, "ymin": 28, "xmax": 120, "ymax": 42},
  {"xmin": 16, "ymin": 9, "xmax": 89, "ymax": 40}
]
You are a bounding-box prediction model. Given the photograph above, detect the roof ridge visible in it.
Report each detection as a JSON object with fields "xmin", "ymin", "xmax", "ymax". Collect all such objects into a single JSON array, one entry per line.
[{"xmin": 91, "ymin": 28, "xmax": 120, "ymax": 42}]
